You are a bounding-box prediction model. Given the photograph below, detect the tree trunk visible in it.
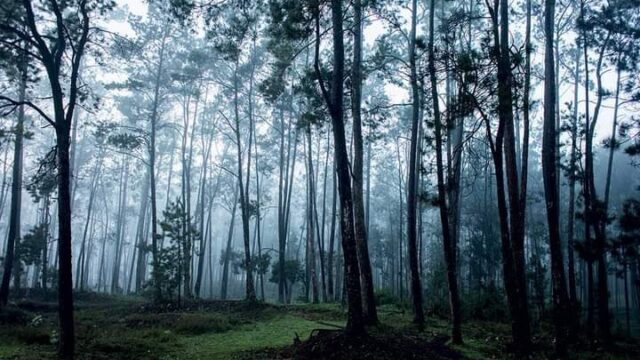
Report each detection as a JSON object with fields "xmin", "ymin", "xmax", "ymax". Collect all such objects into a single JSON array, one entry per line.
[
  {"xmin": 41, "ymin": 196, "xmax": 51, "ymax": 291},
  {"xmin": 232, "ymin": 59, "xmax": 256, "ymax": 301},
  {"xmin": 135, "ymin": 171, "xmax": 150, "ymax": 292},
  {"xmin": 567, "ymin": 42, "xmax": 580, "ymax": 323},
  {"xmin": 429, "ymin": 0, "xmax": 462, "ymax": 343},
  {"xmin": 327, "ymin": 161, "xmax": 337, "ymax": 301},
  {"xmin": 317, "ymin": 0, "xmax": 365, "ymax": 335},
  {"xmin": 306, "ymin": 126, "xmax": 319, "ymax": 303},
  {"xmin": 580, "ymin": 0, "xmax": 611, "ymax": 342},
  {"xmin": 56, "ymin": 124, "xmax": 75, "ymax": 358},
  {"xmin": 76, "ymin": 156, "xmax": 102, "ymax": 291},
  {"xmin": 486, "ymin": 0, "xmax": 532, "ymax": 352},
  {"xmin": 543, "ymin": 0, "xmax": 570, "ymax": 353},
  {"xmin": 406, "ymin": 0, "xmax": 425, "ymax": 328},
  {"xmin": 221, "ymin": 185, "xmax": 239, "ymax": 300},
  {"xmin": 0, "ymin": 56, "xmax": 26, "ymax": 307},
  {"xmin": 150, "ymin": 29, "xmax": 169, "ymax": 302},
  {"xmin": 111, "ymin": 156, "xmax": 128, "ymax": 293},
  {"xmin": 195, "ymin": 140, "xmax": 219, "ymax": 297},
  {"xmin": 396, "ymin": 139, "xmax": 404, "ymax": 300},
  {"xmin": 351, "ymin": 0, "xmax": 378, "ymax": 324}
]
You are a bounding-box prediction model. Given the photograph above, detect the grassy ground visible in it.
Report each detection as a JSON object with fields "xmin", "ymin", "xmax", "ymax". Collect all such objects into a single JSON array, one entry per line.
[{"xmin": 0, "ymin": 294, "xmax": 638, "ymax": 359}]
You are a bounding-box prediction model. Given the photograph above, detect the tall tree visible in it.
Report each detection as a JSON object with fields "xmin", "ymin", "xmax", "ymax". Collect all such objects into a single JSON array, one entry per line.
[
  {"xmin": 542, "ymin": 0, "xmax": 570, "ymax": 353},
  {"xmin": 0, "ymin": 0, "xmax": 111, "ymax": 356},
  {"xmin": 428, "ymin": 0, "xmax": 462, "ymax": 343},
  {"xmin": 314, "ymin": 0, "xmax": 365, "ymax": 335},
  {"xmin": 351, "ymin": 0, "xmax": 378, "ymax": 325},
  {"xmin": 0, "ymin": 44, "xmax": 27, "ymax": 307}
]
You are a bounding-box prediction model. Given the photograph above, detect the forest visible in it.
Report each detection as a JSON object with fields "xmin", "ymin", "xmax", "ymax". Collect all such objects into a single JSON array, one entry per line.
[{"xmin": 0, "ymin": 0, "xmax": 639, "ymax": 359}]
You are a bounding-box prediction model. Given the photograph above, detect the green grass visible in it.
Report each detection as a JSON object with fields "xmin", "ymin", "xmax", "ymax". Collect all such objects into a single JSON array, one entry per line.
[
  {"xmin": 179, "ymin": 314, "xmax": 343, "ymax": 359},
  {"xmin": 0, "ymin": 297, "xmax": 345, "ymax": 359},
  {"xmin": 1, "ymin": 295, "xmax": 638, "ymax": 359}
]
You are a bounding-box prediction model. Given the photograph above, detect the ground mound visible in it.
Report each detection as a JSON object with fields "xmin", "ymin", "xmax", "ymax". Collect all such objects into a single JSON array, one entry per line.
[{"xmin": 250, "ymin": 329, "xmax": 463, "ymax": 360}]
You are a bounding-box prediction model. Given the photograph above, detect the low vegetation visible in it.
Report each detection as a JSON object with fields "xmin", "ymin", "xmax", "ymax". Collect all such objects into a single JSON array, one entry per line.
[{"xmin": 1, "ymin": 294, "xmax": 638, "ymax": 359}]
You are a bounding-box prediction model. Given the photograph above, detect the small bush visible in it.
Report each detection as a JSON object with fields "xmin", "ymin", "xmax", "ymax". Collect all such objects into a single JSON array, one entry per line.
[
  {"xmin": 0, "ymin": 307, "xmax": 28, "ymax": 325},
  {"xmin": 462, "ymin": 287, "xmax": 508, "ymax": 321},
  {"xmin": 174, "ymin": 313, "xmax": 234, "ymax": 335},
  {"xmin": 124, "ymin": 312, "xmax": 238, "ymax": 335},
  {"xmin": 88, "ymin": 328, "xmax": 177, "ymax": 359},
  {"xmin": 12, "ymin": 326, "xmax": 50, "ymax": 345},
  {"xmin": 375, "ymin": 289, "xmax": 400, "ymax": 306}
]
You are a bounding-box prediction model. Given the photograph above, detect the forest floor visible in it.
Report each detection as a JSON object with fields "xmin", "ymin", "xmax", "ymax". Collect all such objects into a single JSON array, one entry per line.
[{"xmin": 0, "ymin": 293, "xmax": 639, "ymax": 359}]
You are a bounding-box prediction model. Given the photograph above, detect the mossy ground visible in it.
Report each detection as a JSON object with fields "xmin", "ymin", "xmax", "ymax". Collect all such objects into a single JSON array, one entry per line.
[{"xmin": 0, "ymin": 295, "xmax": 638, "ymax": 359}]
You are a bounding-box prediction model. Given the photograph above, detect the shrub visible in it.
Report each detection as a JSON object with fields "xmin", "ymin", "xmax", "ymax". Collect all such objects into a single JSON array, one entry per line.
[{"xmin": 0, "ymin": 307, "xmax": 28, "ymax": 325}]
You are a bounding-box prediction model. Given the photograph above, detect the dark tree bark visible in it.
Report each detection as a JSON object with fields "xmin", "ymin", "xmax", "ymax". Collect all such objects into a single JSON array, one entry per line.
[
  {"xmin": 0, "ymin": 51, "xmax": 26, "ymax": 307},
  {"xmin": 483, "ymin": 0, "xmax": 532, "ymax": 352},
  {"xmin": 306, "ymin": 125, "xmax": 319, "ymax": 303},
  {"xmin": 133, "ymin": 169, "xmax": 150, "ymax": 292},
  {"xmin": 428, "ymin": 0, "xmax": 462, "ymax": 343},
  {"xmin": 76, "ymin": 154, "xmax": 102, "ymax": 291},
  {"xmin": 149, "ymin": 27, "xmax": 169, "ymax": 303},
  {"xmin": 406, "ymin": 0, "xmax": 425, "ymax": 328},
  {"xmin": 277, "ymin": 96, "xmax": 297, "ymax": 303},
  {"xmin": 580, "ymin": 0, "xmax": 611, "ymax": 342},
  {"xmin": 220, "ymin": 185, "xmax": 239, "ymax": 300},
  {"xmin": 41, "ymin": 195, "xmax": 51, "ymax": 291},
  {"xmin": 351, "ymin": 0, "xmax": 378, "ymax": 325},
  {"xmin": 315, "ymin": 0, "xmax": 365, "ymax": 335},
  {"xmin": 111, "ymin": 156, "xmax": 128, "ymax": 293},
  {"xmin": 543, "ymin": 0, "xmax": 570, "ymax": 353},
  {"xmin": 231, "ymin": 59, "xmax": 256, "ymax": 301},
  {"xmin": 195, "ymin": 135, "xmax": 218, "ymax": 297},
  {"xmin": 3, "ymin": 1, "xmax": 95, "ymax": 355},
  {"xmin": 327, "ymin": 160, "xmax": 337, "ymax": 301},
  {"xmin": 567, "ymin": 42, "xmax": 580, "ymax": 325}
]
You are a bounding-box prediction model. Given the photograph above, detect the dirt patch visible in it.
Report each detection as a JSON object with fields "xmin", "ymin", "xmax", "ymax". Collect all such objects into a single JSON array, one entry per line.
[{"xmin": 246, "ymin": 329, "xmax": 463, "ymax": 360}]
